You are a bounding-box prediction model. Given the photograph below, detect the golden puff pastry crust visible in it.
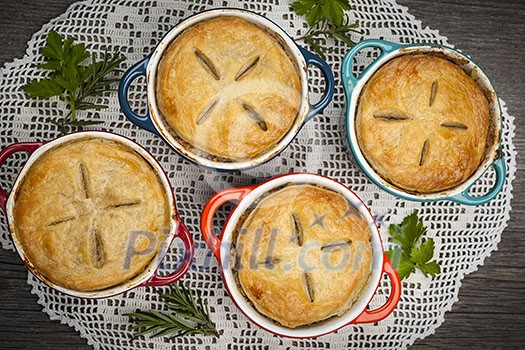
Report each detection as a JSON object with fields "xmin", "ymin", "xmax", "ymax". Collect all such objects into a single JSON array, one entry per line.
[
  {"xmin": 235, "ymin": 184, "xmax": 372, "ymax": 328},
  {"xmin": 12, "ymin": 138, "xmax": 170, "ymax": 291},
  {"xmin": 156, "ymin": 16, "xmax": 301, "ymax": 161},
  {"xmin": 356, "ymin": 53, "xmax": 490, "ymax": 193}
]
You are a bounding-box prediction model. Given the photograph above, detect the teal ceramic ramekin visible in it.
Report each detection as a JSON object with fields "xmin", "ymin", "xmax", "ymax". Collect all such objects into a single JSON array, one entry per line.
[{"xmin": 341, "ymin": 39, "xmax": 505, "ymax": 206}]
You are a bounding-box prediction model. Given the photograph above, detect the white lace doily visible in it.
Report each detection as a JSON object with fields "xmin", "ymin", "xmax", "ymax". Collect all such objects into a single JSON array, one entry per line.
[{"xmin": 0, "ymin": 0, "xmax": 516, "ymax": 349}]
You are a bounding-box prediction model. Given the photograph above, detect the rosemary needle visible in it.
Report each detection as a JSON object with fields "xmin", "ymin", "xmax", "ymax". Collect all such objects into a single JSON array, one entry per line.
[{"xmin": 125, "ymin": 282, "xmax": 220, "ymax": 339}]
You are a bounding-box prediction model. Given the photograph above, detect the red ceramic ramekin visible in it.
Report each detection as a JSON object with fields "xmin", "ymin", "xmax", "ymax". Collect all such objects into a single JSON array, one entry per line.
[
  {"xmin": 0, "ymin": 131, "xmax": 194, "ymax": 298},
  {"xmin": 200, "ymin": 173, "xmax": 401, "ymax": 338}
]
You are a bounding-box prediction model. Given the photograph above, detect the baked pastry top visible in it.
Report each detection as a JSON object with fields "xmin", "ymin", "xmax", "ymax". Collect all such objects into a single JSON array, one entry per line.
[
  {"xmin": 156, "ymin": 16, "xmax": 302, "ymax": 161},
  {"xmin": 356, "ymin": 53, "xmax": 490, "ymax": 193},
  {"xmin": 235, "ymin": 184, "xmax": 372, "ymax": 328},
  {"xmin": 12, "ymin": 138, "xmax": 170, "ymax": 291}
]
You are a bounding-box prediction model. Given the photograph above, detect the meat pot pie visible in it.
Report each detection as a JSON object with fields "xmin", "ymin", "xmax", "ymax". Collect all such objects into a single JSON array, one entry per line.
[
  {"xmin": 156, "ymin": 16, "xmax": 302, "ymax": 161},
  {"xmin": 356, "ymin": 53, "xmax": 490, "ymax": 193},
  {"xmin": 235, "ymin": 184, "xmax": 372, "ymax": 328},
  {"xmin": 12, "ymin": 138, "xmax": 170, "ymax": 291}
]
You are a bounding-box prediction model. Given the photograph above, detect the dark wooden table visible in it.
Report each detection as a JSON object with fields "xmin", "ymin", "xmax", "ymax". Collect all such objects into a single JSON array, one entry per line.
[{"xmin": 1, "ymin": 1, "xmax": 524, "ymax": 349}]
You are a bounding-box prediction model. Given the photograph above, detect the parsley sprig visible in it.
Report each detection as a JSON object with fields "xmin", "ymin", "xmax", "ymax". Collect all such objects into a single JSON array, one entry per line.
[
  {"xmin": 23, "ymin": 31, "xmax": 125, "ymax": 134},
  {"xmin": 125, "ymin": 282, "xmax": 219, "ymax": 339},
  {"xmin": 291, "ymin": 0, "xmax": 360, "ymax": 58},
  {"xmin": 386, "ymin": 212, "xmax": 441, "ymax": 280}
]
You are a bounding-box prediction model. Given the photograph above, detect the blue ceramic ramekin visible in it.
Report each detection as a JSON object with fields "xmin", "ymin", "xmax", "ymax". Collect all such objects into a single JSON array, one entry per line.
[
  {"xmin": 341, "ymin": 39, "xmax": 505, "ymax": 205},
  {"xmin": 118, "ymin": 8, "xmax": 334, "ymax": 171}
]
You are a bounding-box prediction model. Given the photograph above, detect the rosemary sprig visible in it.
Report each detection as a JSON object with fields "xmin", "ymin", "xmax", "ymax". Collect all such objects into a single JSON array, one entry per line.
[
  {"xmin": 291, "ymin": 0, "xmax": 360, "ymax": 58},
  {"xmin": 22, "ymin": 30, "xmax": 125, "ymax": 134},
  {"xmin": 125, "ymin": 282, "xmax": 220, "ymax": 339}
]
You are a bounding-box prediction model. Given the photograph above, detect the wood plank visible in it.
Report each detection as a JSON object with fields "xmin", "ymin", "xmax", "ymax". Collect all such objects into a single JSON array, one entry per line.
[{"xmin": 399, "ymin": 1, "xmax": 525, "ymax": 348}]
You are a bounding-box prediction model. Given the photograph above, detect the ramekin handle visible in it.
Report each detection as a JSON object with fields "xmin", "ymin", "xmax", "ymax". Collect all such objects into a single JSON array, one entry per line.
[
  {"xmin": 0, "ymin": 142, "xmax": 43, "ymax": 213},
  {"xmin": 118, "ymin": 55, "xmax": 159, "ymax": 135},
  {"xmin": 200, "ymin": 186, "xmax": 254, "ymax": 260},
  {"xmin": 351, "ymin": 254, "xmax": 402, "ymax": 324},
  {"xmin": 298, "ymin": 47, "xmax": 335, "ymax": 123},
  {"xmin": 449, "ymin": 156, "xmax": 506, "ymax": 206},
  {"xmin": 341, "ymin": 39, "xmax": 402, "ymax": 95},
  {"xmin": 142, "ymin": 221, "xmax": 195, "ymax": 286}
]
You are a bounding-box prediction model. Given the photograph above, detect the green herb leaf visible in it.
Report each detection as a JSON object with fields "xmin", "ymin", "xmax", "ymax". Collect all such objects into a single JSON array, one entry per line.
[
  {"xmin": 385, "ymin": 246, "xmax": 402, "ymax": 268},
  {"xmin": 410, "ymin": 239, "xmax": 435, "ymax": 265},
  {"xmin": 410, "ymin": 239, "xmax": 441, "ymax": 277},
  {"xmin": 397, "ymin": 255, "xmax": 416, "ymax": 280},
  {"xmin": 23, "ymin": 78, "xmax": 62, "ymax": 99},
  {"xmin": 387, "ymin": 212, "xmax": 441, "ymax": 280},
  {"xmin": 389, "ymin": 211, "xmax": 426, "ymax": 254},
  {"xmin": 291, "ymin": 0, "xmax": 359, "ymax": 58},
  {"xmin": 36, "ymin": 61, "xmax": 63, "ymax": 72},
  {"xmin": 22, "ymin": 30, "xmax": 125, "ymax": 134},
  {"xmin": 291, "ymin": 0, "xmax": 317, "ymax": 16},
  {"xmin": 419, "ymin": 260, "xmax": 441, "ymax": 277},
  {"xmin": 40, "ymin": 31, "xmax": 64, "ymax": 61},
  {"xmin": 292, "ymin": 0, "xmax": 351, "ymax": 26},
  {"xmin": 125, "ymin": 281, "xmax": 220, "ymax": 339},
  {"xmin": 67, "ymin": 43, "xmax": 89, "ymax": 66}
]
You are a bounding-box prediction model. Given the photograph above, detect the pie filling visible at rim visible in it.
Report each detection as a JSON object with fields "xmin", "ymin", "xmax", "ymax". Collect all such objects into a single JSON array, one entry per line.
[
  {"xmin": 11, "ymin": 137, "xmax": 172, "ymax": 292},
  {"xmin": 356, "ymin": 52, "xmax": 493, "ymax": 194},
  {"xmin": 155, "ymin": 16, "xmax": 302, "ymax": 163},
  {"xmin": 231, "ymin": 183, "xmax": 372, "ymax": 328}
]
